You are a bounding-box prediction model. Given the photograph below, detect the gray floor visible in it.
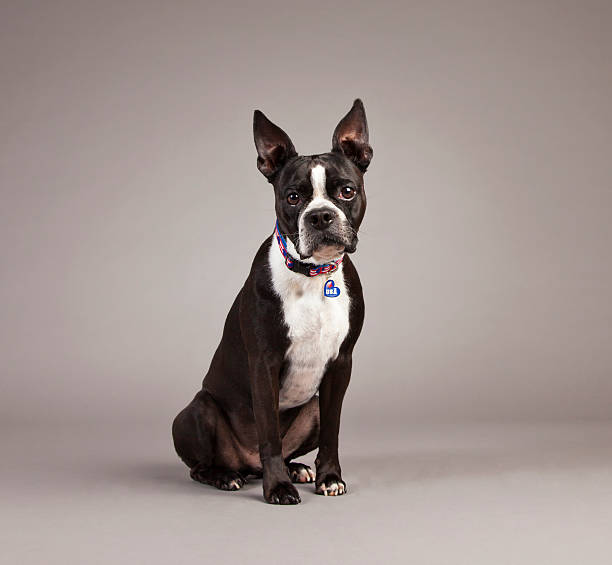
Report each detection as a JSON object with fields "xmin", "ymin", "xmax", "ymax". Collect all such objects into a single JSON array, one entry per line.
[{"xmin": 3, "ymin": 421, "xmax": 612, "ymax": 564}]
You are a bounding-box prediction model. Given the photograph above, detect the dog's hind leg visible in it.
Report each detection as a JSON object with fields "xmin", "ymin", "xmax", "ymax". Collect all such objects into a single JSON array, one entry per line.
[{"xmin": 172, "ymin": 390, "xmax": 248, "ymax": 491}]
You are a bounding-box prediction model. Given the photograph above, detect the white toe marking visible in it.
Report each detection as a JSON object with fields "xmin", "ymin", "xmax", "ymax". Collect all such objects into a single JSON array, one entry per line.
[
  {"xmin": 318, "ymin": 480, "xmax": 346, "ymax": 496},
  {"xmin": 291, "ymin": 466, "xmax": 315, "ymax": 483}
]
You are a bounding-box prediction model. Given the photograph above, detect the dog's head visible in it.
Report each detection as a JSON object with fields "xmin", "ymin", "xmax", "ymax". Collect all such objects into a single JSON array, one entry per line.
[{"xmin": 253, "ymin": 100, "xmax": 372, "ymax": 263}]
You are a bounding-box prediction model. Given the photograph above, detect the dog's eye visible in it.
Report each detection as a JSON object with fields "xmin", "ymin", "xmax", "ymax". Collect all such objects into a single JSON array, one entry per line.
[
  {"xmin": 287, "ymin": 192, "xmax": 300, "ymax": 205},
  {"xmin": 339, "ymin": 186, "xmax": 356, "ymax": 200}
]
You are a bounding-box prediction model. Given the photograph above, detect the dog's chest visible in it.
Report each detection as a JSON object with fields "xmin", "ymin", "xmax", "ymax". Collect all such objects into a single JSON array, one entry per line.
[{"xmin": 269, "ymin": 247, "xmax": 350, "ymax": 410}]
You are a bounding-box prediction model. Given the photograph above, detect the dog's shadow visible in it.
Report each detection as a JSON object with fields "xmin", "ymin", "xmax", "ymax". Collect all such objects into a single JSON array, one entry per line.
[
  {"xmin": 104, "ymin": 438, "xmax": 612, "ymax": 500},
  {"xmin": 104, "ymin": 458, "xmax": 267, "ymax": 500}
]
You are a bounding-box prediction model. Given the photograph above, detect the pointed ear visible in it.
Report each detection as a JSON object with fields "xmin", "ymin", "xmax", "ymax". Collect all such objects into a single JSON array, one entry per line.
[
  {"xmin": 332, "ymin": 99, "xmax": 373, "ymax": 172},
  {"xmin": 253, "ymin": 110, "xmax": 297, "ymax": 180}
]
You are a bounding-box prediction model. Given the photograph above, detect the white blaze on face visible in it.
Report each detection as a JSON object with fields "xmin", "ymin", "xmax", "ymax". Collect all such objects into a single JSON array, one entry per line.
[
  {"xmin": 310, "ymin": 164, "xmax": 327, "ymax": 200},
  {"xmin": 298, "ymin": 164, "xmax": 349, "ymax": 260}
]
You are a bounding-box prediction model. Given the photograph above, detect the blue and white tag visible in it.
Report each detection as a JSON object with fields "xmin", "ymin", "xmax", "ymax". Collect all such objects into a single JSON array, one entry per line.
[{"xmin": 324, "ymin": 279, "xmax": 341, "ymax": 298}]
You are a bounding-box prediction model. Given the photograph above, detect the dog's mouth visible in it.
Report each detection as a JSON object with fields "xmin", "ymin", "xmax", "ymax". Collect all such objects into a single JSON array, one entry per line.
[
  {"xmin": 311, "ymin": 240, "xmax": 345, "ymax": 263},
  {"xmin": 298, "ymin": 232, "xmax": 358, "ymax": 261}
]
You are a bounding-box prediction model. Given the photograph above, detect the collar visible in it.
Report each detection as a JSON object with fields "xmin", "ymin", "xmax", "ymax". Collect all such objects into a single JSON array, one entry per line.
[{"xmin": 274, "ymin": 220, "xmax": 343, "ymax": 277}]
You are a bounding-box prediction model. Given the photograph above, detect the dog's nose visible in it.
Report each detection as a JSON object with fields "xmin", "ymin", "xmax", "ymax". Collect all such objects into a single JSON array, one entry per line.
[{"xmin": 306, "ymin": 208, "xmax": 335, "ymax": 230}]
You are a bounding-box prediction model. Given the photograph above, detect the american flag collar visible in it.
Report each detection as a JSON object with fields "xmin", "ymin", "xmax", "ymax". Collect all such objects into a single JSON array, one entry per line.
[{"xmin": 274, "ymin": 220, "xmax": 344, "ymax": 277}]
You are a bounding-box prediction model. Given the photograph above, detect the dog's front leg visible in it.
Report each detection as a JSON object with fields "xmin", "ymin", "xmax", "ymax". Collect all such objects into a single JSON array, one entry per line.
[
  {"xmin": 248, "ymin": 355, "xmax": 301, "ymax": 505},
  {"xmin": 315, "ymin": 352, "xmax": 352, "ymax": 496}
]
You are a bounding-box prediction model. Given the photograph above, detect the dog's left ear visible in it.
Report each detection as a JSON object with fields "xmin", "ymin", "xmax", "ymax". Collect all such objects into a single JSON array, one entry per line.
[
  {"xmin": 253, "ymin": 110, "xmax": 297, "ymax": 181},
  {"xmin": 332, "ymin": 99, "xmax": 373, "ymax": 172}
]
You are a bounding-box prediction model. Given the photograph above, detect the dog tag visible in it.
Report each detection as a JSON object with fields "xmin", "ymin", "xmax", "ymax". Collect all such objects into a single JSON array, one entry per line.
[{"xmin": 324, "ymin": 280, "xmax": 341, "ymax": 298}]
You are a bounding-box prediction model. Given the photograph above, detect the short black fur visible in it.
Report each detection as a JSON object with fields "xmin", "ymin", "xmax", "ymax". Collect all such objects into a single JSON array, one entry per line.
[{"xmin": 173, "ymin": 99, "xmax": 372, "ymax": 504}]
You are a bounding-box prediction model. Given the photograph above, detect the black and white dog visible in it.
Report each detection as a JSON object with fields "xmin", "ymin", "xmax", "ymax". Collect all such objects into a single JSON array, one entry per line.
[{"xmin": 172, "ymin": 100, "xmax": 372, "ymax": 504}]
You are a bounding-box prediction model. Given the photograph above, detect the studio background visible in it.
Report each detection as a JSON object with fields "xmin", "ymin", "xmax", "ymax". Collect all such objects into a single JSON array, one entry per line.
[{"xmin": 1, "ymin": 1, "xmax": 611, "ymax": 564}]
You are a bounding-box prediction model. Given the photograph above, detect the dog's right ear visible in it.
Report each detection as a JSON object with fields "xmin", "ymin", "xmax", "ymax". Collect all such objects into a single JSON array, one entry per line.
[{"xmin": 253, "ymin": 110, "xmax": 297, "ymax": 181}]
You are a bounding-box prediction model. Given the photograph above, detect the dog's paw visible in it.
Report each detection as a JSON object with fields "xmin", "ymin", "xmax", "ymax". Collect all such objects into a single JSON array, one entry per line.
[
  {"xmin": 315, "ymin": 475, "xmax": 347, "ymax": 496},
  {"xmin": 288, "ymin": 462, "xmax": 315, "ymax": 484},
  {"xmin": 265, "ymin": 481, "xmax": 301, "ymax": 505},
  {"xmin": 190, "ymin": 465, "xmax": 247, "ymax": 491},
  {"xmin": 214, "ymin": 472, "xmax": 247, "ymax": 491}
]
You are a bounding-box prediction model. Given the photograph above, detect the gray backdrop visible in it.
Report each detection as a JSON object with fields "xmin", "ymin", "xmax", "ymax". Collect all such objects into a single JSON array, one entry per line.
[
  {"xmin": 2, "ymin": 1, "xmax": 611, "ymax": 429},
  {"xmin": 2, "ymin": 2, "xmax": 612, "ymax": 564}
]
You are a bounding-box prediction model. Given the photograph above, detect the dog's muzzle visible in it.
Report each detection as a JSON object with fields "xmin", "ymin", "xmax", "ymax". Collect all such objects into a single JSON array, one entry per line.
[{"xmin": 298, "ymin": 208, "xmax": 357, "ymax": 259}]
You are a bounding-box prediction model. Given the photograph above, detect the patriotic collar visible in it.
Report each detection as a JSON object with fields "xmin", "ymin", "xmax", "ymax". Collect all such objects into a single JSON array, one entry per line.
[{"xmin": 274, "ymin": 221, "xmax": 343, "ymax": 277}]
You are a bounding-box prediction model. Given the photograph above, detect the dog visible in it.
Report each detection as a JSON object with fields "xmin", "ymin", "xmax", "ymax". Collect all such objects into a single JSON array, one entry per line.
[{"xmin": 172, "ymin": 99, "xmax": 372, "ymax": 504}]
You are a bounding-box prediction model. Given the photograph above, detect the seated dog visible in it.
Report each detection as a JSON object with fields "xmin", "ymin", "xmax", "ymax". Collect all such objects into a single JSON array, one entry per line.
[{"xmin": 172, "ymin": 99, "xmax": 372, "ymax": 504}]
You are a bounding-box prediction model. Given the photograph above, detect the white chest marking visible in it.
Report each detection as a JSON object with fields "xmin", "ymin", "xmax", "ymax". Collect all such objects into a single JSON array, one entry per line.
[{"xmin": 268, "ymin": 240, "xmax": 350, "ymax": 410}]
